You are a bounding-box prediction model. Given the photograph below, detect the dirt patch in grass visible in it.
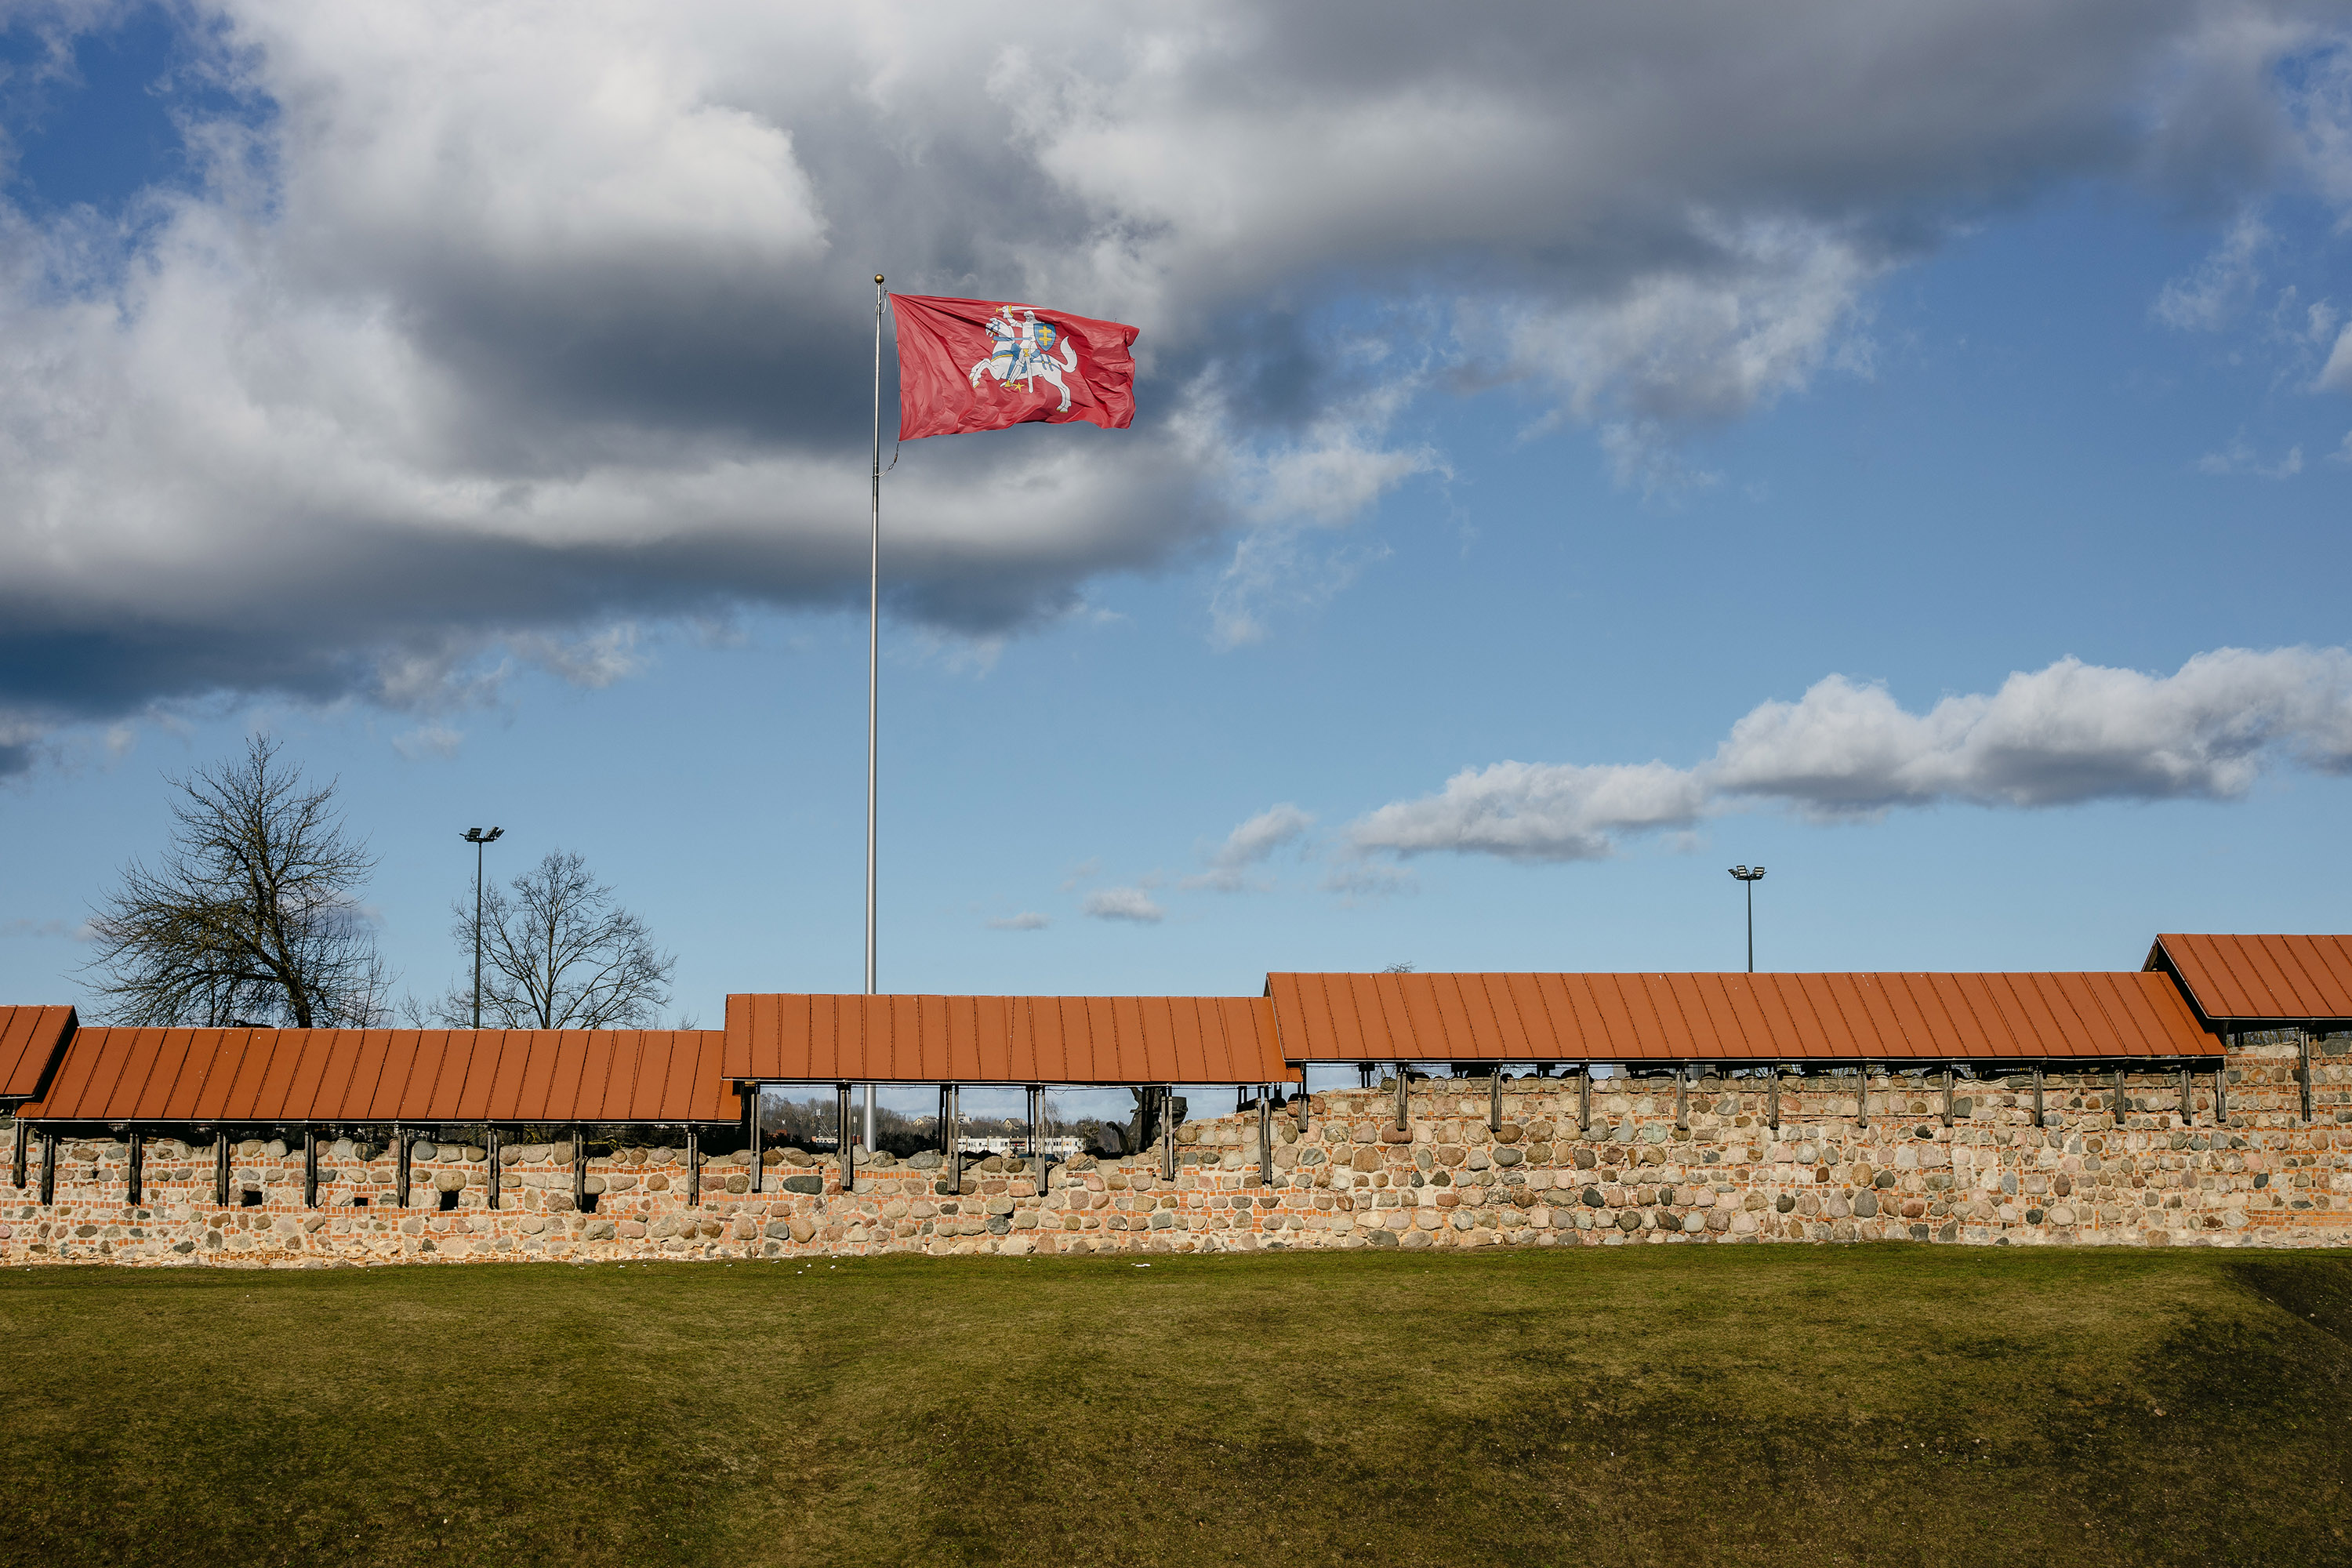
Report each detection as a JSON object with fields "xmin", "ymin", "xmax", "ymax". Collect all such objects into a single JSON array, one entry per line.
[{"xmin": 2, "ymin": 1247, "xmax": 2349, "ymax": 1567}]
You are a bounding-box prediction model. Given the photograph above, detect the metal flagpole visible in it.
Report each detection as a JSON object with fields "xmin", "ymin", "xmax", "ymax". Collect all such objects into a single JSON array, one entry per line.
[{"xmin": 867, "ymin": 275, "xmax": 883, "ymax": 1146}]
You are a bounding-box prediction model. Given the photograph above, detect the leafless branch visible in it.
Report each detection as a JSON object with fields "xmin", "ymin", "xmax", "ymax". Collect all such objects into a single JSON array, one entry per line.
[
  {"xmin": 85, "ymin": 736, "xmax": 388, "ymax": 1028},
  {"xmin": 426, "ymin": 849, "xmax": 673, "ymax": 1029}
]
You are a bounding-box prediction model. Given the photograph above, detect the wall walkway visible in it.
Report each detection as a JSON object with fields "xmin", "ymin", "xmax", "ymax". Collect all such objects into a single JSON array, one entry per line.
[{"xmin": 4, "ymin": 1034, "xmax": 2345, "ymax": 1265}]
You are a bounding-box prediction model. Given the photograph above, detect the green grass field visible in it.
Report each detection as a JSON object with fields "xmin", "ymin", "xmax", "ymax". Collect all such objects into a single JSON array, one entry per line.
[{"xmin": 4, "ymin": 1247, "xmax": 2350, "ymax": 1567}]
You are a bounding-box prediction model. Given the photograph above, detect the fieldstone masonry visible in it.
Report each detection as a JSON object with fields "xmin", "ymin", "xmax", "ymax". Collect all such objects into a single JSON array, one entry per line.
[{"xmin": 5, "ymin": 1033, "xmax": 2347, "ymax": 1265}]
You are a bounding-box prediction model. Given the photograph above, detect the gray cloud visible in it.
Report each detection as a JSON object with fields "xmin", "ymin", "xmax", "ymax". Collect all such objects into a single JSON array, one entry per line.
[
  {"xmin": 0, "ymin": 916, "xmax": 89, "ymax": 939},
  {"xmin": 2, "ymin": 2, "xmax": 2348, "ymax": 763},
  {"xmin": 1347, "ymin": 647, "xmax": 2352, "ymax": 862}
]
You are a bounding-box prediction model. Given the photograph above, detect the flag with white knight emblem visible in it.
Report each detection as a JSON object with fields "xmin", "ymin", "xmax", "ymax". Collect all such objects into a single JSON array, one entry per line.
[{"xmin": 890, "ymin": 293, "xmax": 1139, "ymax": 440}]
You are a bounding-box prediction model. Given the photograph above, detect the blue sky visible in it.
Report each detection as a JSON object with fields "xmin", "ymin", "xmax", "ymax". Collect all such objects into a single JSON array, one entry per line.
[{"xmin": 2, "ymin": 4, "xmax": 2350, "ymax": 1100}]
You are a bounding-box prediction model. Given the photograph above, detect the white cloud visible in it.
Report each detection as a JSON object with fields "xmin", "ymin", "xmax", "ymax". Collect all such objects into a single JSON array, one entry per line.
[
  {"xmin": 1184, "ymin": 802, "xmax": 1315, "ymax": 891},
  {"xmin": 2318, "ymin": 321, "xmax": 2352, "ymax": 391},
  {"xmin": 1080, "ymin": 886, "xmax": 1164, "ymax": 924},
  {"xmin": 1207, "ymin": 532, "xmax": 1394, "ymax": 651},
  {"xmin": 2198, "ymin": 435, "xmax": 2305, "ymax": 477},
  {"xmin": 1713, "ymin": 648, "xmax": 2352, "ymax": 811},
  {"xmin": 986, "ymin": 911, "xmax": 1049, "ymax": 931},
  {"xmin": 1348, "ymin": 647, "xmax": 2352, "ymax": 861},
  {"xmin": 1596, "ymin": 421, "xmax": 1724, "ymax": 501},
  {"xmin": 2, "ymin": 4, "xmax": 2347, "ymax": 764},
  {"xmin": 1319, "ymin": 861, "xmax": 1417, "ymax": 906},
  {"xmin": 1193, "ymin": 350, "xmax": 1441, "ymax": 645},
  {"xmin": 1215, "ymin": 803, "xmax": 1315, "ymax": 864},
  {"xmin": 1473, "ymin": 216, "xmax": 1886, "ymax": 427},
  {"xmin": 2285, "ymin": 30, "xmax": 2352, "ymax": 209},
  {"xmin": 390, "ymin": 721, "xmax": 465, "ymax": 760},
  {"xmin": 505, "ymin": 625, "xmax": 645, "ymax": 690},
  {"xmin": 2155, "ymin": 214, "xmax": 2270, "ymax": 330},
  {"xmin": 1350, "ymin": 760, "xmax": 1710, "ymax": 862}
]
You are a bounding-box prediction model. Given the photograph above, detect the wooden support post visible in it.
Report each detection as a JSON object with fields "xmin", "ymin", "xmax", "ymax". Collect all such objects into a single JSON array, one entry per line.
[
  {"xmin": 687, "ymin": 1128, "xmax": 701, "ymax": 1208},
  {"xmin": 303, "ymin": 1130, "xmax": 318, "ymax": 1209},
  {"xmin": 746, "ymin": 1086, "xmax": 764, "ymax": 1193},
  {"xmin": 126, "ymin": 1131, "xmax": 143, "ymax": 1207},
  {"xmin": 1578, "ymin": 1068, "xmax": 1592, "ymax": 1133},
  {"xmin": 1295, "ymin": 1071, "xmax": 1310, "ymax": 1133},
  {"xmin": 1856, "ymin": 1064, "xmax": 1870, "ymax": 1127},
  {"xmin": 2215, "ymin": 1060, "xmax": 2229, "ymax": 1125},
  {"xmin": 394, "ymin": 1129, "xmax": 410, "ymax": 1208},
  {"xmin": 2299, "ymin": 1030, "xmax": 2314, "ymax": 1124},
  {"xmin": 39, "ymin": 1131, "xmax": 55, "ymax": 1206},
  {"xmin": 10, "ymin": 1116, "xmax": 24, "ymax": 1189},
  {"xmin": 573, "ymin": 1129, "xmax": 587, "ymax": 1211},
  {"xmin": 1162, "ymin": 1083, "xmax": 1178, "ymax": 1180},
  {"xmin": 1768, "ymin": 1068, "xmax": 1780, "ymax": 1132},
  {"xmin": 2031, "ymin": 1066, "xmax": 2045, "ymax": 1129},
  {"xmin": 1490, "ymin": 1067, "xmax": 1502, "ymax": 1134},
  {"xmin": 485, "ymin": 1127, "xmax": 500, "ymax": 1210},
  {"xmin": 1675, "ymin": 1067, "xmax": 1690, "ymax": 1131},
  {"xmin": 1941, "ymin": 1067, "xmax": 1954, "ymax": 1129},
  {"xmin": 2113, "ymin": 1066, "xmax": 2128, "ymax": 1128},
  {"xmin": 2178, "ymin": 1065, "xmax": 2193, "ymax": 1127},
  {"xmin": 1394, "ymin": 1065, "xmax": 1408, "ymax": 1131},
  {"xmin": 1258, "ymin": 1091, "xmax": 1272, "ymax": 1181},
  {"xmin": 216, "ymin": 1130, "xmax": 230, "ymax": 1207},
  {"xmin": 836, "ymin": 1083, "xmax": 855, "ymax": 1190}
]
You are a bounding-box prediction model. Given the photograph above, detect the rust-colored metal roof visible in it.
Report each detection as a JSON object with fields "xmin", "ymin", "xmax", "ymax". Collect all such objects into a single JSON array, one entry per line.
[
  {"xmin": 724, "ymin": 994, "xmax": 1287, "ymax": 1084},
  {"xmin": 1265, "ymin": 971, "xmax": 2220, "ymax": 1062},
  {"xmin": 0, "ymin": 1006, "xmax": 74, "ymax": 1101},
  {"xmin": 16, "ymin": 1027, "xmax": 735, "ymax": 1125},
  {"xmin": 2147, "ymin": 934, "xmax": 2352, "ymax": 1025}
]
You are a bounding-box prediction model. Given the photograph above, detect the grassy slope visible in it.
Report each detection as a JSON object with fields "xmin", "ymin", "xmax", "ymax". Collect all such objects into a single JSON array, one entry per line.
[{"xmin": 3, "ymin": 1247, "xmax": 2350, "ymax": 1568}]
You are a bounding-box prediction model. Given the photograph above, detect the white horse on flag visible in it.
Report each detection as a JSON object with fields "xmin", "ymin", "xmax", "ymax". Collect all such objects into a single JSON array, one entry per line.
[{"xmin": 969, "ymin": 307, "xmax": 1080, "ymax": 411}]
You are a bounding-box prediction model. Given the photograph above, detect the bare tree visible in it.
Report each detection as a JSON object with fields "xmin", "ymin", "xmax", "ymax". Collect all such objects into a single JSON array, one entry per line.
[
  {"xmin": 86, "ymin": 737, "xmax": 388, "ymax": 1028},
  {"xmin": 429, "ymin": 850, "xmax": 674, "ymax": 1029}
]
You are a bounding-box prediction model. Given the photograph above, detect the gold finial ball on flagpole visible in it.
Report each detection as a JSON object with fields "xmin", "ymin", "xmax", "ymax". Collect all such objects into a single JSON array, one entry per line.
[{"xmin": 875, "ymin": 274, "xmax": 884, "ymax": 284}]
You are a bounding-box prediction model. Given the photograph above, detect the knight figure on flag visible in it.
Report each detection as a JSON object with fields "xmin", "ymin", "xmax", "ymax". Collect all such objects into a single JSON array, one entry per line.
[{"xmin": 970, "ymin": 305, "xmax": 1080, "ymax": 411}]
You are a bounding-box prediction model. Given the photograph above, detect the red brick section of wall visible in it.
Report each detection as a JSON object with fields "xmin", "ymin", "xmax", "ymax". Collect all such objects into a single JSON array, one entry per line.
[{"xmin": 2, "ymin": 1033, "xmax": 2344, "ymax": 1265}]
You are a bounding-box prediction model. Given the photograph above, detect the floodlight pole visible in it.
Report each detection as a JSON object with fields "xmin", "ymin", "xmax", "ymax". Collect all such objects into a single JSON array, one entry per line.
[
  {"xmin": 1728, "ymin": 865, "xmax": 1766, "ymax": 973},
  {"xmin": 463, "ymin": 826, "xmax": 504, "ymax": 1027}
]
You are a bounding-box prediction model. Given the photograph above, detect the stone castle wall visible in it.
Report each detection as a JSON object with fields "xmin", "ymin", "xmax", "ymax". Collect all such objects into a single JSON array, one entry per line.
[{"xmin": 3, "ymin": 1032, "xmax": 2347, "ymax": 1266}]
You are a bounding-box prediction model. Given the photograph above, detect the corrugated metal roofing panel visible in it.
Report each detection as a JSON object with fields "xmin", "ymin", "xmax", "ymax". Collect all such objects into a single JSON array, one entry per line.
[
  {"xmin": 2148, "ymin": 934, "xmax": 2352, "ymax": 1024},
  {"xmin": 0, "ymin": 1005, "xmax": 74, "ymax": 1100},
  {"xmin": 722, "ymin": 993, "xmax": 1286, "ymax": 1084},
  {"xmin": 18, "ymin": 1027, "xmax": 732, "ymax": 1124},
  {"xmin": 1262, "ymin": 971, "xmax": 2218, "ymax": 1062}
]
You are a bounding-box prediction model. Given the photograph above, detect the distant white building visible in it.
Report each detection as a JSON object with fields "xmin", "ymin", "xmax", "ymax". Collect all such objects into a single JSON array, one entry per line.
[
  {"xmin": 957, "ymin": 1135, "xmax": 1084, "ymax": 1158},
  {"xmin": 800, "ymin": 1134, "xmax": 1086, "ymax": 1157}
]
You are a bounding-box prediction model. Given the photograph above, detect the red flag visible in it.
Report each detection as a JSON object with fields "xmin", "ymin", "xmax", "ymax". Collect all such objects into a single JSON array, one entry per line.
[{"xmin": 891, "ymin": 293, "xmax": 1138, "ymax": 440}]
